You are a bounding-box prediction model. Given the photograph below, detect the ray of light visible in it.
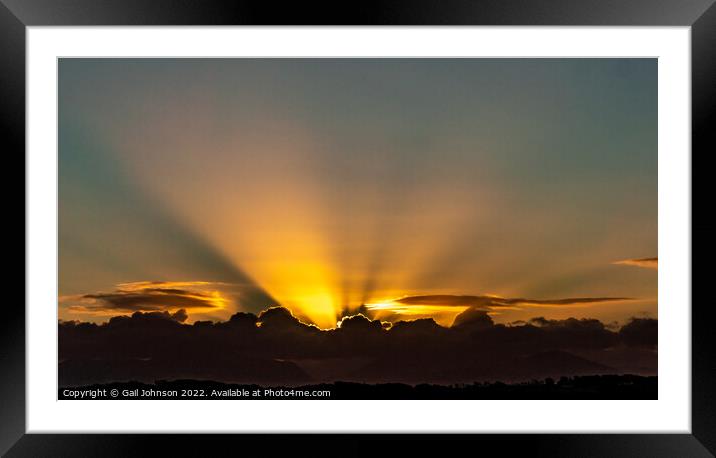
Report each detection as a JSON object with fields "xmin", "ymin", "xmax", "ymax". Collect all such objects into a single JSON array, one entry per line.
[{"xmin": 59, "ymin": 59, "xmax": 658, "ymax": 328}]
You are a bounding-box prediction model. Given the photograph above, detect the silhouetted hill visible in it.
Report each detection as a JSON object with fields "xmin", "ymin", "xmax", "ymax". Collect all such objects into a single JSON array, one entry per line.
[
  {"xmin": 510, "ymin": 350, "xmax": 612, "ymax": 377},
  {"xmin": 59, "ymin": 356, "xmax": 312, "ymax": 387}
]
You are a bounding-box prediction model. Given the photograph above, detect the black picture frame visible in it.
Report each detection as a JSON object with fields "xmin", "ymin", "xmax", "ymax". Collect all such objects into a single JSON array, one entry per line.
[{"xmin": 4, "ymin": 0, "xmax": 713, "ymax": 455}]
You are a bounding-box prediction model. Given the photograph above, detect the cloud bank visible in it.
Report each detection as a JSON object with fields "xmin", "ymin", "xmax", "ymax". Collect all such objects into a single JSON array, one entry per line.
[
  {"xmin": 59, "ymin": 306, "xmax": 657, "ymax": 387},
  {"xmin": 362, "ymin": 293, "xmax": 634, "ymax": 325}
]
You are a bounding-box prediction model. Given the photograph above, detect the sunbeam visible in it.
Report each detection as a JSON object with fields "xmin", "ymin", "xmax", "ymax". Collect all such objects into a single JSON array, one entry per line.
[{"xmin": 59, "ymin": 58, "xmax": 657, "ymax": 328}]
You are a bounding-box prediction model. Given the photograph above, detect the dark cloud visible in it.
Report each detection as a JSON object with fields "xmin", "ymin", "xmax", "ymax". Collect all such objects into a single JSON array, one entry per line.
[
  {"xmin": 614, "ymin": 257, "xmax": 658, "ymax": 269},
  {"xmin": 171, "ymin": 308, "xmax": 188, "ymax": 323},
  {"xmin": 80, "ymin": 292, "xmax": 219, "ymax": 312},
  {"xmin": 337, "ymin": 314, "xmax": 383, "ymax": 333},
  {"xmin": 257, "ymin": 306, "xmax": 321, "ymax": 334},
  {"xmin": 618, "ymin": 317, "xmax": 658, "ymax": 348},
  {"xmin": 451, "ymin": 308, "xmax": 494, "ymax": 329},
  {"xmin": 59, "ymin": 306, "xmax": 657, "ymax": 387},
  {"xmin": 62, "ymin": 281, "xmax": 227, "ymax": 314}
]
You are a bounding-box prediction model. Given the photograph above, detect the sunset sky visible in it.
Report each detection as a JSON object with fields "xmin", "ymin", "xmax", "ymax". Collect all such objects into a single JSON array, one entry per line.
[{"xmin": 58, "ymin": 58, "xmax": 657, "ymax": 329}]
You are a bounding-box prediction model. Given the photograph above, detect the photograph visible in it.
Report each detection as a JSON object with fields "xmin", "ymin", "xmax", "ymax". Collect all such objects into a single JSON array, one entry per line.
[{"xmin": 56, "ymin": 57, "xmax": 658, "ymax": 401}]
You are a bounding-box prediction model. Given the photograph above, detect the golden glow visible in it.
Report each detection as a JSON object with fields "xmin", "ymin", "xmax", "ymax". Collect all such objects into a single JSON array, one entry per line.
[
  {"xmin": 85, "ymin": 92, "xmax": 658, "ymax": 329},
  {"xmin": 364, "ymin": 301, "xmax": 469, "ymax": 327}
]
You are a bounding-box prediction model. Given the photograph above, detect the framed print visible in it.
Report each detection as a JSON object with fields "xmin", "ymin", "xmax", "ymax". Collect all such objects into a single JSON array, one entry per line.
[{"xmin": 4, "ymin": 0, "xmax": 714, "ymax": 455}]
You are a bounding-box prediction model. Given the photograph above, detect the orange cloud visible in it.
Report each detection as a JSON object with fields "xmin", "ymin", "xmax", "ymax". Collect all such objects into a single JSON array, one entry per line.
[
  {"xmin": 61, "ymin": 281, "xmax": 229, "ymax": 316},
  {"xmin": 614, "ymin": 257, "xmax": 658, "ymax": 269}
]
